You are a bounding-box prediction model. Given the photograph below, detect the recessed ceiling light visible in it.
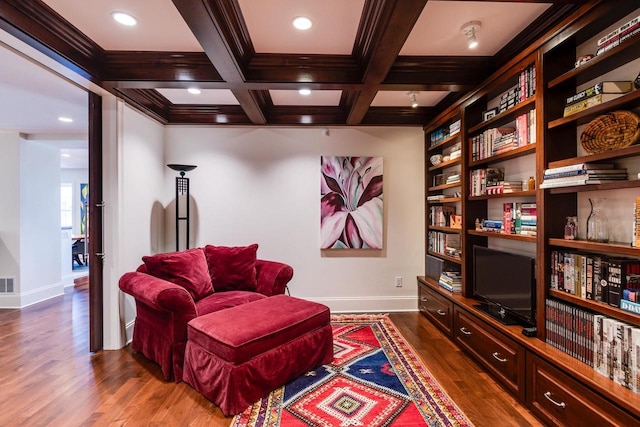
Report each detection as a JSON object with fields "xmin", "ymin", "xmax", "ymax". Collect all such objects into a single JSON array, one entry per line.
[
  {"xmin": 187, "ymin": 88, "xmax": 202, "ymax": 95},
  {"xmin": 292, "ymin": 16, "xmax": 312, "ymax": 31},
  {"xmin": 58, "ymin": 117, "xmax": 73, "ymax": 123},
  {"xmin": 299, "ymin": 88, "xmax": 311, "ymax": 96},
  {"xmin": 112, "ymin": 11, "xmax": 137, "ymax": 26},
  {"xmin": 61, "ymin": 153, "xmax": 71, "ymax": 158}
]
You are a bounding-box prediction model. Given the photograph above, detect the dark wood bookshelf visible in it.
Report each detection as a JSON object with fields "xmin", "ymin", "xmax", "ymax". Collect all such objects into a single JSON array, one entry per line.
[
  {"xmin": 547, "ymin": 145, "xmax": 640, "ymax": 168},
  {"xmin": 548, "ymin": 238, "xmax": 640, "ymax": 256},
  {"xmin": 548, "ymin": 89, "xmax": 640, "ymax": 129},
  {"xmin": 468, "ymin": 190, "xmax": 536, "ymax": 200},
  {"xmin": 428, "ymin": 158, "xmax": 461, "ymax": 172},
  {"xmin": 548, "ymin": 289, "xmax": 640, "ymax": 327},
  {"xmin": 546, "ymin": 179, "xmax": 640, "ymax": 194},
  {"xmin": 427, "ymin": 250, "xmax": 461, "ymax": 264},
  {"xmin": 426, "ymin": 197, "xmax": 461, "ymax": 204},
  {"xmin": 429, "ymin": 225, "xmax": 462, "ymax": 233},
  {"xmin": 468, "ymin": 229, "xmax": 536, "ymax": 242},
  {"xmin": 468, "ymin": 144, "xmax": 536, "ymax": 168},
  {"xmin": 547, "ymin": 35, "xmax": 640, "ymax": 89},
  {"xmin": 427, "ymin": 132, "xmax": 461, "ymax": 153},
  {"xmin": 430, "ymin": 182, "xmax": 461, "ymax": 191},
  {"xmin": 467, "ymin": 96, "xmax": 536, "ymax": 134}
]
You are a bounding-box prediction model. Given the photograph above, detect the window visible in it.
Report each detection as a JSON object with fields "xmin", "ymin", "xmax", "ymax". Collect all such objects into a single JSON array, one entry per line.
[{"xmin": 61, "ymin": 183, "xmax": 73, "ymax": 228}]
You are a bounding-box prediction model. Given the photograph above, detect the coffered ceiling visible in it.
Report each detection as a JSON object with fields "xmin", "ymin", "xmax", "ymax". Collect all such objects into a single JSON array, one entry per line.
[{"xmin": 0, "ymin": 0, "xmax": 585, "ymax": 127}]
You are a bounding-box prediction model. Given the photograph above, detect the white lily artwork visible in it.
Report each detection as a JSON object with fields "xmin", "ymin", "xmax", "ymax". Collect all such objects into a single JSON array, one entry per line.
[{"xmin": 320, "ymin": 156, "xmax": 383, "ymax": 249}]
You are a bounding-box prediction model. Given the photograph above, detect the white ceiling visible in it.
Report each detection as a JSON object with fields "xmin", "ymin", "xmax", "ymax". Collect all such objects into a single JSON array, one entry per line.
[{"xmin": 0, "ymin": 0, "xmax": 553, "ymax": 159}]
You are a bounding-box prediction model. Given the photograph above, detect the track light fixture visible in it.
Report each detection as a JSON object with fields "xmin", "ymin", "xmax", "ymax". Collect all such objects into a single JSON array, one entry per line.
[
  {"xmin": 407, "ymin": 91, "xmax": 419, "ymax": 108},
  {"xmin": 461, "ymin": 21, "xmax": 481, "ymax": 49}
]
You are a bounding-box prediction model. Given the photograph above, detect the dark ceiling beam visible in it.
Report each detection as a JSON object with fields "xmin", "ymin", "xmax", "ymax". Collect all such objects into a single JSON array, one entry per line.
[
  {"xmin": 169, "ymin": 104, "xmax": 251, "ymax": 124},
  {"xmin": 246, "ymin": 54, "xmax": 361, "ymax": 84},
  {"xmin": 346, "ymin": 0, "xmax": 429, "ymax": 125},
  {"xmin": 265, "ymin": 106, "xmax": 347, "ymax": 126},
  {"xmin": 361, "ymin": 107, "xmax": 434, "ymax": 126},
  {"xmin": 116, "ymin": 89, "xmax": 171, "ymax": 124},
  {"xmin": 0, "ymin": 0, "xmax": 104, "ymax": 81},
  {"xmin": 172, "ymin": 0, "xmax": 266, "ymax": 124},
  {"xmin": 385, "ymin": 55, "xmax": 494, "ymax": 86},
  {"xmin": 102, "ymin": 51, "xmax": 222, "ymax": 82}
]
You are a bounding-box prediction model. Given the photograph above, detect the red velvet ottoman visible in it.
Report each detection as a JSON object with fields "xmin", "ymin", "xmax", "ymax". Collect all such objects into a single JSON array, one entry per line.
[{"xmin": 182, "ymin": 294, "xmax": 333, "ymax": 416}]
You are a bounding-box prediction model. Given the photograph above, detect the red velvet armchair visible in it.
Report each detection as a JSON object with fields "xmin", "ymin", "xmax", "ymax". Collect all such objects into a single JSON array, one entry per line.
[{"xmin": 119, "ymin": 246, "xmax": 293, "ymax": 382}]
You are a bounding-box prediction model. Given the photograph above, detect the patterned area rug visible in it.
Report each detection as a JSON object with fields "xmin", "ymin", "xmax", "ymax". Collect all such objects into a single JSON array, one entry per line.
[{"xmin": 231, "ymin": 314, "xmax": 473, "ymax": 426}]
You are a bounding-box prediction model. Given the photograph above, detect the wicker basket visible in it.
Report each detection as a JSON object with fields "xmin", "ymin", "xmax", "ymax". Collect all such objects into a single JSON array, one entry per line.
[{"xmin": 580, "ymin": 110, "xmax": 640, "ymax": 154}]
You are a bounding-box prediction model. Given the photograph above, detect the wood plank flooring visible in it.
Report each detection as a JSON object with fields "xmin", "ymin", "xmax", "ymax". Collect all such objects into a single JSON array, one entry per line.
[{"xmin": 0, "ymin": 288, "xmax": 542, "ymax": 426}]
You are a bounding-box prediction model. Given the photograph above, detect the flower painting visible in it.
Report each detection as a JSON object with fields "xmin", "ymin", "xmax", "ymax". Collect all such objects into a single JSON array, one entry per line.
[{"xmin": 321, "ymin": 156, "xmax": 383, "ymax": 249}]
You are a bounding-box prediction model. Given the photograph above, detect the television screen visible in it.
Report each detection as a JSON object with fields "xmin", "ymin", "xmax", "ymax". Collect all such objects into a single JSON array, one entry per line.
[{"xmin": 473, "ymin": 245, "xmax": 536, "ymax": 327}]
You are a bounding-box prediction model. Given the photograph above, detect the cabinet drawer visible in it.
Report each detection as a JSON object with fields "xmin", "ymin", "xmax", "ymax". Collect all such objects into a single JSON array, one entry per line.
[
  {"xmin": 527, "ymin": 355, "xmax": 639, "ymax": 426},
  {"xmin": 453, "ymin": 307, "xmax": 525, "ymax": 401},
  {"xmin": 418, "ymin": 284, "xmax": 453, "ymax": 338}
]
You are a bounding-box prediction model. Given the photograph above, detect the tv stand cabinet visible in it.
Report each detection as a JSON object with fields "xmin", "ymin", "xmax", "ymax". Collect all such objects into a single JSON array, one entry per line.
[{"xmin": 418, "ymin": 277, "xmax": 640, "ymax": 425}]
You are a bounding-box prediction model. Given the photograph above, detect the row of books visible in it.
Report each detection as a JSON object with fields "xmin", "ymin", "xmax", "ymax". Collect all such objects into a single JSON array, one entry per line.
[
  {"xmin": 429, "ymin": 205, "xmax": 456, "ymax": 227},
  {"xmin": 497, "ymin": 64, "xmax": 536, "ymax": 113},
  {"xmin": 438, "ymin": 270, "xmax": 462, "ymax": 293},
  {"xmin": 596, "ymin": 14, "xmax": 640, "ymax": 56},
  {"xmin": 563, "ymin": 81, "xmax": 634, "ymax": 117},
  {"xmin": 429, "ymin": 119, "xmax": 461, "ymax": 146},
  {"xmin": 469, "ymin": 167, "xmax": 504, "ymax": 196},
  {"xmin": 539, "ymin": 162, "xmax": 627, "ymax": 188},
  {"xmin": 427, "ymin": 231, "xmax": 461, "ymax": 258},
  {"xmin": 503, "ymin": 202, "xmax": 536, "ymax": 236},
  {"xmin": 634, "ymin": 197, "xmax": 640, "ymax": 248},
  {"xmin": 550, "ymin": 250, "xmax": 640, "ymax": 309},
  {"xmin": 545, "ymin": 298, "xmax": 640, "ymax": 394},
  {"xmin": 470, "ymin": 110, "xmax": 535, "ymax": 161}
]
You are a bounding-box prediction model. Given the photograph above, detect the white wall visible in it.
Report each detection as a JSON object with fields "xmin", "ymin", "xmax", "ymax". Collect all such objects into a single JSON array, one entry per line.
[
  {"xmin": 0, "ymin": 131, "xmax": 21, "ymax": 306},
  {"xmin": 163, "ymin": 126, "xmax": 425, "ymax": 312},
  {"xmin": 18, "ymin": 139, "xmax": 63, "ymax": 306}
]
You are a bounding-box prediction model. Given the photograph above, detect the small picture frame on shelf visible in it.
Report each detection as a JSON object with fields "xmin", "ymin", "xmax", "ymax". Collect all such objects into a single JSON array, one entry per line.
[{"xmin": 482, "ymin": 108, "xmax": 498, "ymax": 121}]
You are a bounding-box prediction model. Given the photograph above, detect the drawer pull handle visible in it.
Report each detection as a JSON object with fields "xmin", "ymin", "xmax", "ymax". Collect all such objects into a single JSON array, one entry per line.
[
  {"xmin": 436, "ymin": 309, "xmax": 446, "ymax": 316},
  {"xmin": 543, "ymin": 392, "xmax": 566, "ymax": 409},
  {"xmin": 459, "ymin": 327, "xmax": 472, "ymax": 335},
  {"xmin": 420, "ymin": 297, "xmax": 428, "ymax": 302},
  {"xmin": 492, "ymin": 352, "xmax": 507, "ymax": 363}
]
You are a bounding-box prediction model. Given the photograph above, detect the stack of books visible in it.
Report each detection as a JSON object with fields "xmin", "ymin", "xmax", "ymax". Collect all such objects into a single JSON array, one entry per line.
[
  {"xmin": 596, "ymin": 14, "xmax": 640, "ymax": 56},
  {"xmin": 439, "ymin": 270, "xmax": 462, "ymax": 292},
  {"xmin": 481, "ymin": 219, "xmax": 503, "ymax": 233},
  {"xmin": 503, "ymin": 202, "xmax": 536, "ymax": 235},
  {"xmin": 563, "ymin": 81, "xmax": 633, "ymax": 117},
  {"xmin": 486, "ymin": 181, "xmax": 523, "ymax": 195},
  {"xmin": 539, "ymin": 163, "xmax": 627, "ymax": 188},
  {"xmin": 449, "ymin": 119, "xmax": 461, "ymax": 137},
  {"xmin": 446, "ymin": 174, "xmax": 461, "ymax": 184}
]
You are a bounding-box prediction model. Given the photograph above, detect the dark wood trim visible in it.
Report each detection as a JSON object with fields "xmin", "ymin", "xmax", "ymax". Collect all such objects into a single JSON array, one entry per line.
[
  {"xmin": 169, "ymin": 104, "xmax": 251, "ymax": 124},
  {"xmin": 361, "ymin": 107, "xmax": 434, "ymax": 125},
  {"xmin": 0, "ymin": 0, "xmax": 104, "ymax": 81},
  {"xmin": 102, "ymin": 52, "xmax": 222, "ymax": 82},
  {"xmin": 264, "ymin": 106, "xmax": 347, "ymax": 126},
  {"xmin": 115, "ymin": 89, "xmax": 171, "ymax": 125},
  {"xmin": 347, "ymin": 0, "xmax": 429, "ymax": 124},
  {"xmin": 386, "ymin": 56, "xmax": 494, "ymax": 87},
  {"xmin": 88, "ymin": 91, "xmax": 103, "ymax": 353},
  {"xmin": 246, "ymin": 54, "xmax": 361, "ymax": 84}
]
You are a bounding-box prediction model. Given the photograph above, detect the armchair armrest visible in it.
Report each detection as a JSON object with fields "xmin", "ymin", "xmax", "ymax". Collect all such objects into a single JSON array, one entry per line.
[
  {"xmin": 119, "ymin": 272, "xmax": 197, "ymax": 316},
  {"xmin": 255, "ymin": 259, "xmax": 294, "ymax": 296}
]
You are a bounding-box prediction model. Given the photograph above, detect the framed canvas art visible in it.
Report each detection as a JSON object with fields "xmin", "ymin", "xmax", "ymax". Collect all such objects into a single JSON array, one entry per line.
[{"xmin": 320, "ymin": 156, "xmax": 383, "ymax": 249}]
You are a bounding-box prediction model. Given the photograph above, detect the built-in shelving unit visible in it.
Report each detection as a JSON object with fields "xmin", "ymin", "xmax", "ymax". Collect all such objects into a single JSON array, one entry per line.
[{"xmin": 420, "ymin": 2, "xmax": 640, "ymax": 424}]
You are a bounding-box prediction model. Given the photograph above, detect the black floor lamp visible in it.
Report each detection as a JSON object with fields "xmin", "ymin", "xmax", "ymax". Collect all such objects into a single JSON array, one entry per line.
[{"xmin": 167, "ymin": 164, "xmax": 197, "ymax": 251}]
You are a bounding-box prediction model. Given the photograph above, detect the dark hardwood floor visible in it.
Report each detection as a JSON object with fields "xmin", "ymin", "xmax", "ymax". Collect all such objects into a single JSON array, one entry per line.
[{"xmin": 0, "ymin": 288, "xmax": 542, "ymax": 426}]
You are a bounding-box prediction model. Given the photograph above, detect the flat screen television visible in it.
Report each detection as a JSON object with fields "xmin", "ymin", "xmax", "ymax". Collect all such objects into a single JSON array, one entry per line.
[{"xmin": 472, "ymin": 245, "xmax": 536, "ymax": 327}]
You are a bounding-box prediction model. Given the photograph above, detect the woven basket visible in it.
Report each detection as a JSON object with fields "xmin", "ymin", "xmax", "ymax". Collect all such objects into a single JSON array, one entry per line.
[{"xmin": 580, "ymin": 110, "xmax": 640, "ymax": 154}]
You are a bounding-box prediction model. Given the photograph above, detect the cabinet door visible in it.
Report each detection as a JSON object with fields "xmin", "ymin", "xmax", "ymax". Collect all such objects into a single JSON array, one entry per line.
[
  {"xmin": 453, "ymin": 307, "xmax": 526, "ymax": 401},
  {"xmin": 418, "ymin": 284, "xmax": 453, "ymax": 338},
  {"xmin": 527, "ymin": 354, "xmax": 640, "ymax": 426}
]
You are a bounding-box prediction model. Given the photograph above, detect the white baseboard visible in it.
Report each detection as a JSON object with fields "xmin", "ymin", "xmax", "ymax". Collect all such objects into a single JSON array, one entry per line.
[
  {"xmin": 0, "ymin": 282, "xmax": 64, "ymax": 309},
  {"xmin": 305, "ymin": 295, "xmax": 418, "ymax": 313}
]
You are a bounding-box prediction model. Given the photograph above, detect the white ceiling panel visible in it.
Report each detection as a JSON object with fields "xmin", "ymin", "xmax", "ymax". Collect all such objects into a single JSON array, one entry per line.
[
  {"xmin": 270, "ymin": 90, "xmax": 342, "ymax": 106},
  {"xmin": 157, "ymin": 88, "xmax": 239, "ymax": 105}
]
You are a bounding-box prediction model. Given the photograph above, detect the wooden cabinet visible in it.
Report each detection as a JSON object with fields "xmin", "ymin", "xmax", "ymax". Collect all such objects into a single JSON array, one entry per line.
[
  {"xmin": 418, "ymin": 281, "xmax": 453, "ymax": 338},
  {"xmin": 527, "ymin": 355, "xmax": 640, "ymax": 426},
  {"xmin": 453, "ymin": 306, "xmax": 526, "ymax": 401}
]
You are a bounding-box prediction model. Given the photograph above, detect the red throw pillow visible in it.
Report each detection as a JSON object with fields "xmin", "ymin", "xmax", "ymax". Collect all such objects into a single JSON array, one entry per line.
[
  {"xmin": 204, "ymin": 244, "xmax": 258, "ymax": 292},
  {"xmin": 142, "ymin": 248, "xmax": 213, "ymax": 301}
]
